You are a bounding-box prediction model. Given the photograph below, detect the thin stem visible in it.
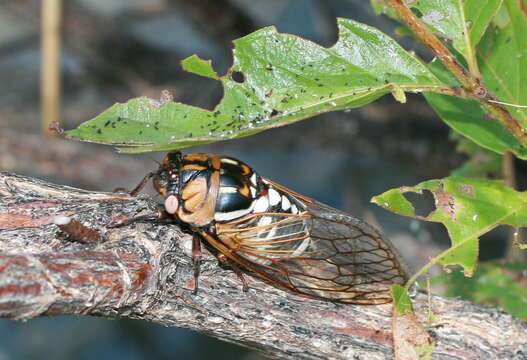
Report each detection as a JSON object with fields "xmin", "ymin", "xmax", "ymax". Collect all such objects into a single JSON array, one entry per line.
[
  {"xmin": 41, "ymin": 0, "xmax": 63, "ymax": 137},
  {"xmin": 503, "ymin": 151, "xmax": 526, "ymax": 262}
]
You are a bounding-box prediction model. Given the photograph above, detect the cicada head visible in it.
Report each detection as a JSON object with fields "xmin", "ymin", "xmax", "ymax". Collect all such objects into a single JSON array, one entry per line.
[
  {"xmin": 152, "ymin": 151, "xmax": 223, "ymax": 227},
  {"xmin": 152, "ymin": 150, "xmax": 182, "ymax": 199}
]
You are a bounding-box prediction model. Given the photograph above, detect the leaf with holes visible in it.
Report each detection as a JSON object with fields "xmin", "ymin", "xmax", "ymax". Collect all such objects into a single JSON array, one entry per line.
[
  {"xmin": 372, "ymin": 177, "xmax": 527, "ymax": 275},
  {"xmin": 65, "ymin": 18, "xmax": 448, "ymax": 153}
]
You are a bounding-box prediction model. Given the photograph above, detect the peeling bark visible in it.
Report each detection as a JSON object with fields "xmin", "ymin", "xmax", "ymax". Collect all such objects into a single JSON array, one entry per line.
[{"xmin": 0, "ymin": 172, "xmax": 525, "ymax": 359}]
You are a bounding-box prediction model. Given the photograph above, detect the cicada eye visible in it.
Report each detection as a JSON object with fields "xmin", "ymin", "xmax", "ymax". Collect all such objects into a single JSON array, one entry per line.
[
  {"xmin": 164, "ymin": 195, "xmax": 179, "ymax": 214},
  {"xmin": 153, "ymin": 171, "xmax": 169, "ymax": 195}
]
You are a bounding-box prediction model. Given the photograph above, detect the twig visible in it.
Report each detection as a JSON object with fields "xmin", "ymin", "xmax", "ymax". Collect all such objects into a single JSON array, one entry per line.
[
  {"xmin": 0, "ymin": 172, "xmax": 525, "ymax": 359},
  {"xmin": 41, "ymin": 0, "xmax": 63, "ymax": 137}
]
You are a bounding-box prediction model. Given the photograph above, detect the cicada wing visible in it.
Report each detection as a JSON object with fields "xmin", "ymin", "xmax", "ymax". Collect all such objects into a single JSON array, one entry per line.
[{"xmin": 214, "ymin": 201, "xmax": 410, "ymax": 304}]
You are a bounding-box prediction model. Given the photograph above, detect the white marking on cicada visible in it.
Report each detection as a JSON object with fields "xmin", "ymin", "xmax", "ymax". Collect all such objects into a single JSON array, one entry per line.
[
  {"xmin": 268, "ymin": 187, "xmax": 281, "ymax": 206},
  {"xmin": 164, "ymin": 195, "xmax": 179, "ymax": 214},
  {"xmin": 219, "ymin": 186, "xmax": 238, "ymax": 194},
  {"xmin": 281, "ymin": 195, "xmax": 291, "ymax": 211},
  {"xmin": 258, "ymin": 215, "xmax": 273, "ymax": 227},
  {"xmin": 220, "ymin": 158, "xmax": 239, "ymax": 166},
  {"xmin": 290, "ymin": 204, "xmax": 298, "ymax": 214},
  {"xmin": 250, "ymin": 186, "xmax": 256, "ymax": 197},
  {"xmin": 253, "ymin": 195, "xmax": 270, "ymax": 213},
  {"xmin": 262, "ymin": 178, "xmax": 269, "ymax": 185},
  {"xmin": 250, "ymin": 173, "xmax": 258, "ymax": 186},
  {"xmin": 215, "ymin": 206, "xmax": 253, "ymax": 221},
  {"xmin": 291, "ymin": 236, "xmax": 312, "ymax": 257}
]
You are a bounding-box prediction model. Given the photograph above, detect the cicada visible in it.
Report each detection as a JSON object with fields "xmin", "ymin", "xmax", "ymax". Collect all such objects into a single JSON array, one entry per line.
[{"xmin": 126, "ymin": 151, "xmax": 409, "ymax": 304}]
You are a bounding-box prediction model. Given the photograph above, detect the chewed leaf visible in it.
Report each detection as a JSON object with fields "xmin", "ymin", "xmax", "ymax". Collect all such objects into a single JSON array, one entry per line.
[
  {"xmin": 372, "ymin": 177, "xmax": 527, "ymax": 275},
  {"xmin": 66, "ymin": 18, "xmax": 447, "ymax": 153}
]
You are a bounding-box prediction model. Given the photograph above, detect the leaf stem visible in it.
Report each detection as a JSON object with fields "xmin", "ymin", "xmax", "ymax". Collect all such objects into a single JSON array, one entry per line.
[{"xmin": 386, "ymin": 0, "xmax": 527, "ymax": 148}]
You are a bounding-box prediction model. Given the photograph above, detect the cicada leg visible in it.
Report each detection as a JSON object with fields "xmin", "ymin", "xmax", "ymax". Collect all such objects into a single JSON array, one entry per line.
[
  {"xmin": 217, "ymin": 253, "xmax": 249, "ymax": 292},
  {"xmin": 113, "ymin": 172, "xmax": 156, "ymax": 195},
  {"xmin": 192, "ymin": 233, "xmax": 201, "ymax": 294},
  {"xmin": 107, "ymin": 207, "xmax": 168, "ymax": 228}
]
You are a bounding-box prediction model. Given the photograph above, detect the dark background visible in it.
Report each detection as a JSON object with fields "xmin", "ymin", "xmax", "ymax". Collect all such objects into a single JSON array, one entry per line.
[{"xmin": 0, "ymin": 1, "xmax": 460, "ymax": 359}]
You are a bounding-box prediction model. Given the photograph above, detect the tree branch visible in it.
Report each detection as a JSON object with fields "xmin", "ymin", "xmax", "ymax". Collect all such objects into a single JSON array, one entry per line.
[{"xmin": 0, "ymin": 172, "xmax": 525, "ymax": 359}]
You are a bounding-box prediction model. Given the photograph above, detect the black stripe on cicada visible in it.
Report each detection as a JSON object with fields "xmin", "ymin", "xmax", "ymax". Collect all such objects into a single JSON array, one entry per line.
[{"xmin": 126, "ymin": 151, "xmax": 410, "ymax": 304}]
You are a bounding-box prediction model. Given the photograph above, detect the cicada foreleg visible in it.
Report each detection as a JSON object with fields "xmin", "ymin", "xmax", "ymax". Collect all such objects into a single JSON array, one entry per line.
[
  {"xmin": 112, "ymin": 172, "xmax": 156, "ymax": 195},
  {"xmin": 107, "ymin": 207, "xmax": 168, "ymax": 228},
  {"xmin": 129, "ymin": 172, "xmax": 156, "ymax": 196}
]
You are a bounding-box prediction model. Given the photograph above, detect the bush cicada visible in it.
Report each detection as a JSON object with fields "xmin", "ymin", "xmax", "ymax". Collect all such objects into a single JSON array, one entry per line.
[{"xmin": 126, "ymin": 151, "xmax": 409, "ymax": 304}]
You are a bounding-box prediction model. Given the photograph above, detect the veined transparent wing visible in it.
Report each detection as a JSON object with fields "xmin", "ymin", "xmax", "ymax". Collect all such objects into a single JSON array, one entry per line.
[{"xmin": 212, "ymin": 197, "xmax": 410, "ymax": 304}]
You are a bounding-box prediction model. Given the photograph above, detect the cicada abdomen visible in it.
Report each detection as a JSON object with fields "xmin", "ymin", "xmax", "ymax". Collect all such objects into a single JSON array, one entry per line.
[{"xmin": 131, "ymin": 151, "xmax": 410, "ymax": 304}]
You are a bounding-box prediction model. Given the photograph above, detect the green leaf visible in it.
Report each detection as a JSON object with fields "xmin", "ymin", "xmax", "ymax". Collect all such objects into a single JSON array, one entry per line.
[
  {"xmin": 66, "ymin": 18, "xmax": 446, "ymax": 152},
  {"xmin": 425, "ymin": 61, "xmax": 527, "ymax": 159},
  {"xmin": 408, "ymin": 0, "xmax": 471, "ymax": 61},
  {"xmin": 392, "ymin": 285, "xmax": 413, "ymax": 315},
  {"xmin": 372, "ymin": 177, "xmax": 527, "ymax": 275},
  {"xmin": 465, "ymin": 0, "xmax": 504, "ymax": 47},
  {"xmin": 425, "ymin": 92, "xmax": 527, "ymax": 158},
  {"xmin": 478, "ymin": 0, "xmax": 527, "ymax": 127},
  {"xmin": 181, "ymin": 54, "xmax": 219, "ymax": 80}
]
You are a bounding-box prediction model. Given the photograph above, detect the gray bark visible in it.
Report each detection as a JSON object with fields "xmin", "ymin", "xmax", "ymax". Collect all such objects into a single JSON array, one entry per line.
[{"xmin": 0, "ymin": 172, "xmax": 525, "ymax": 360}]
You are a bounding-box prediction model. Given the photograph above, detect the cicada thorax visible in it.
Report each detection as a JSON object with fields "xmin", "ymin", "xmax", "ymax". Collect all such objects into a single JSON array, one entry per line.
[
  {"xmin": 151, "ymin": 151, "xmax": 410, "ymax": 304},
  {"xmin": 153, "ymin": 151, "xmax": 314, "ymax": 253}
]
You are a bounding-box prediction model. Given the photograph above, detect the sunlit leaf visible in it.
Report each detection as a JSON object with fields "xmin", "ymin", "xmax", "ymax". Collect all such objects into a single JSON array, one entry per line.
[
  {"xmin": 66, "ymin": 18, "xmax": 447, "ymax": 153},
  {"xmin": 372, "ymin": 177, "xmax": 527, "ymax": 275}
]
